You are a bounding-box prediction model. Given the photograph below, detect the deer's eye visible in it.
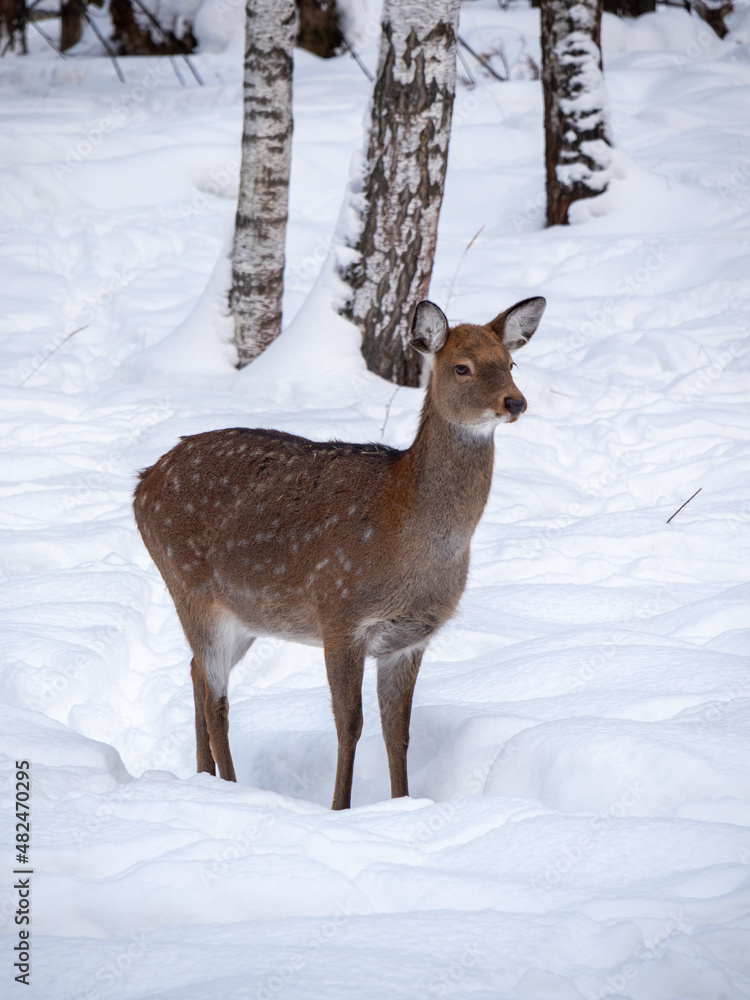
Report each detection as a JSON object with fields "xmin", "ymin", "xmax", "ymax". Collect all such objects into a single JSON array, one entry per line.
[
  {"xmin": 454, "ymin": 364, "xmax": 471, "ymax": 376},
  {"xmin": 510, "ymin": 361, "xmax": 516, "ymax": 370}
]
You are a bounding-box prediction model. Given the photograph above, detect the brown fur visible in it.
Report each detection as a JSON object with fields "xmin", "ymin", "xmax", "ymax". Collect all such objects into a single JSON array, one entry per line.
[{"xmin": 133, "ymin": 297, "xmax": 545, "ymax": 808}]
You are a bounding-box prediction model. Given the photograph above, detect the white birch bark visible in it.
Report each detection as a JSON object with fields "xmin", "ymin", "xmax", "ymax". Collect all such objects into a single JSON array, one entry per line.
[
  {"xmin": 340, "ymin": 0, "xmax": 461, "ymax": 387},
  {"xmin": 230, "ymin": 0, "xmax": 296, "ymax": 367},
  {"xmin": 541, "ymin": 0, "xmax": 612, "ymax": 226}
]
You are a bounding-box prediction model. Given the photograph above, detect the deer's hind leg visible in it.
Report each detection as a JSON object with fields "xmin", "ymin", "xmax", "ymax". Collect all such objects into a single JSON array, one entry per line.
[
  {"xmin": 377, "ymin": 648, "xmax": 424, "ymax": 799},
  {"xmin": 191, "ymin": 656, "xmax": 215, "ymax": 775},
  {"xmin": 182, "ymin": 605, "xmax": 255, "ymax": 782}
]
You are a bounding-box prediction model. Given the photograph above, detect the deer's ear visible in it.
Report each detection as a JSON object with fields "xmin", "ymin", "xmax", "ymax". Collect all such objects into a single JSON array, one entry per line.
[
  {"xmin": 490, "ymin": 297, "xmax": 546, "ymax": 352},
  {"xmin": 408, "ymin": 301, "xmax": 449, "ymax": 355}
]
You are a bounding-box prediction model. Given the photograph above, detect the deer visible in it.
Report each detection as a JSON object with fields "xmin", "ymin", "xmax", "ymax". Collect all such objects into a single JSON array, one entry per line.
[{"xmin": 133, "ymin": 296, "xmax": 545, "ymax": 809}]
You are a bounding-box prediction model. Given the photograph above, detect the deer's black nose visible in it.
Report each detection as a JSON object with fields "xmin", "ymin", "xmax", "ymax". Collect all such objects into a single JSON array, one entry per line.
[{"xmin": 504, "ymin": 397, "xmax": 526, "ymax": 416}]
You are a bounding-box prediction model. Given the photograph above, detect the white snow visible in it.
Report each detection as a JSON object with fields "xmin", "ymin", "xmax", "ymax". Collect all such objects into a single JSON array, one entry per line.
[{"xmin": 1, "ymin": 2, "xmax": 749, "ymax": 998}]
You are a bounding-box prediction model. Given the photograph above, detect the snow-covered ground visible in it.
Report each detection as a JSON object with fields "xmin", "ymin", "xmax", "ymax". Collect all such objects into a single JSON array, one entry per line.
[{"xmin": 1, "ymin": 2, "xmax": 750, "ymax": 997}]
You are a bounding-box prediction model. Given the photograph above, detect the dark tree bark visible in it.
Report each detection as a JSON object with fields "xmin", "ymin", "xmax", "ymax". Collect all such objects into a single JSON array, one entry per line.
[
  {"xmin": 60, "ymin": 0, "xmax": 83, "ymax": 52},
  {"xmin": 0, "ymin": 0, "xmax": 26, "ymax": 53},
  {"xmin": 541, "ymin": 0, "xmax": 612, "ymax": 227},
  {"xmin": 340, "ymin": 0, "xmax": 461, "ymax": 387},
  {"xmin": 109, "ymin": 0, "xmax": 196, "ymax": 55},
  {"xmin": 602, "ymin": 0, "xmax": 655, "ymax": 15},
  {"xmin": 230, "ymin": 0, "xmax": 296, "ymax": 367},
  {"xmin": 296, "ymin": 0, "xmax": 341, "ymax": 58},
  {"xmin": 692, "ymin": 0, "xmax": 732, "ymax": 38}
]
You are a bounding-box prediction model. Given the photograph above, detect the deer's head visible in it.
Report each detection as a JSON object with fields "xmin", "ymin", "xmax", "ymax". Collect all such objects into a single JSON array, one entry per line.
[{"xmin": 409, "ymin": 297, "xmax": 546, "ymax": 435}]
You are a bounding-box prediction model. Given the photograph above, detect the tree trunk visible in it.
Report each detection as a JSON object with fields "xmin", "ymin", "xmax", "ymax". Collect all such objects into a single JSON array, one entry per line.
[
  {"xmin": 541, "ymin": 0, "xmax": 612, "ymax": 227},
  {"xmin": 296, "ymin": 0, "xmax": 341, "ymax": 58},
  {"xmin": 340, "ymin": 0, "xmax": 460, "ymax": 387},
  {"xmin": 0, "ymin": 0, "xmax": 26, "ymax": 53},
  {"xmin": 602, "ymin": 0, "xmax": 655, "ymax": 15},
  {"xmin": 230, "ymin": 0, "xmax": 296, "ymax": 368},
  {"xmin": 60, "ymin": 0, "xmax": 82, "ymax": 52}
]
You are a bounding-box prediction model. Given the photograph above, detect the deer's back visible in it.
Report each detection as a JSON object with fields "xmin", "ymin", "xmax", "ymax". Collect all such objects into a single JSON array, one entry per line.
[{"xmin": 134, "ymin": 427, "xmax": 467, "ymax": 649}]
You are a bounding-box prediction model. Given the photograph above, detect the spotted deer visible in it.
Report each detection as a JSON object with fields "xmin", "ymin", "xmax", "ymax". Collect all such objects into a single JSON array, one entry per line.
[{"xmin": 133, "ymin": 297, "xmax": 545, "ymax": 809}]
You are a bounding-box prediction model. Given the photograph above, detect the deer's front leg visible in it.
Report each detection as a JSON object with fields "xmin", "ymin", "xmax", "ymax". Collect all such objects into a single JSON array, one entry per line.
[
  {"xmin": 324, "ymin": 643, "xmax": 365, "ymax": 810},
  {"xmin": 377, "ymin": 648, "xmax": 423, "ymax": 799}
]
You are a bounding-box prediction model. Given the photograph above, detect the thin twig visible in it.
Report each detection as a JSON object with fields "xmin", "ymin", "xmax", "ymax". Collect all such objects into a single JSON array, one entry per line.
[
  {"xmin": 130, "ymin": 0, "xmax": 182, "ymax": 84},
  {"xmin": 170, "ymin": 54, "xmax": 186, "ymax": 86},
  {"xmin": 130, "ymin": 0, "xmax": 204, "ymax": 86},
  {"xmin": 497, "ymin": 40, "xmax": 510, "ymax": 80},
  {"xmin": 28, "ymin": 16, "xmax": 66, "ymax": 54},
  {"xmin": 666, "ymin": 487, "xmax": 702, "ymax": 524},
  {"xmin": 19, "ymin": 325, "xmax": 88, "ymax": 385},
  {"xmin": 458, "ymin": 34, "xmax": 505, "ymax": 82},
  {"xmin": 456, "ymin": 44, "xmax": 476, "ymax": 87},
  {"xmin": 340, "ymin": 29, "xmax": 374, "ymax": 81},
  {"xmin": 74, "ymin": 0, "xmax": 125, "ymax": 82},
  {"xmin": 445, "ymin": 224, "xmax": 485, "ymax": 314},
  {"xmin": 183, "ymin": 53, "xmax": 203, "ymax": 85},
  {"xmin": 380, "ymin": 387, "xmax": 400, "ymax": 438}
]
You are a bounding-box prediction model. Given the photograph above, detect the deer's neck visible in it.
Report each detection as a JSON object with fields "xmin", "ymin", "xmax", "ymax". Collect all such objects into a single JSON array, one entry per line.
[{"xmin": 398, "ymin": 394, "xmax": 495, "ymax": 548}]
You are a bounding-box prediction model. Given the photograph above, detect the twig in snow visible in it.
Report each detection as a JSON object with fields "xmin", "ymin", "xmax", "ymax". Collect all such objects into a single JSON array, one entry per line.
[
  {"xmin": 456, "ymin": 44, "xmax": 476, "ymax": 88},
  {"xmin": 182, "ymin": 54, "xmax": 203, "ymax": 86},
  {"xmin": 129, "ymin": 0, "xmax": 204, "ymax": 86},
  {"xmin": 444, "ymin": 225, "xmax": 485, "ymax": 314},
  {"xmin": 27, "ymin": 17, "xmax": 66, "ymax": 55},
  {"xmin": 73, "ymin": 0, "xmax": 125, "ymax": 82},
  {"xmin": 666, "ymin": 487, "xmax": 702, "ymax": 524},
  {"xmin": 340, "ymin": 30, "xmax": 374, "ymax": 82},
  {"xmin": 19, "ymin": 325, "xmax": 88, "ymax": 386},
  {"xmin": 458, "ymin": 35, "xmax": 505, "ymax": 82},
  {"xmin": 496, "ymin": 39, "xmax": 510, "ymax": 80}
]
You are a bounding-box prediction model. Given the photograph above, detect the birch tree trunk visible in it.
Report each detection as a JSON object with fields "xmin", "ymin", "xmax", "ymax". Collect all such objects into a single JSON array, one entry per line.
[
  {"xmin": 340, "ymin": 0, "xmax": 460, "ymax": 387},
  {"xmin": 230, "ymin": 0, "xmax": 296, "ymax": 367},
  {"xmin": 541, "ymin": 0, "xmax": 612, "ymax": 227}
]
